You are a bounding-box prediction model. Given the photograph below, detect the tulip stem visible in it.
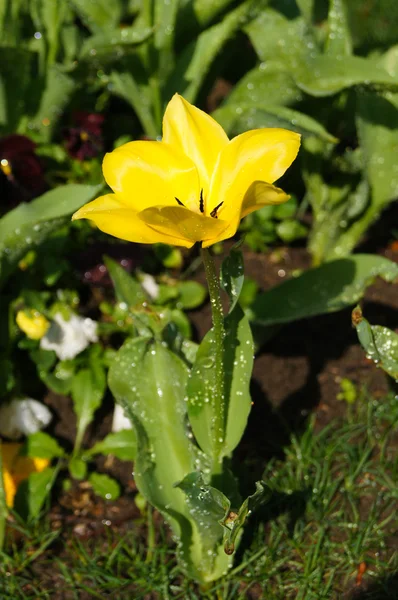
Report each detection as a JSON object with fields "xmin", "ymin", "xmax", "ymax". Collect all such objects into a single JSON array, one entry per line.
[{"xmin": 201, "ymin": 247, "xmax": 225, "ymax": 472}]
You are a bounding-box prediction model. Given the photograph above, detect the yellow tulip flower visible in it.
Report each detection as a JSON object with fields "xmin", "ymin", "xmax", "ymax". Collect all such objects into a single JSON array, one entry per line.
[
  {"xmin": 1, "ymin": 443, "xmax": 49, "ymax": 508},
  {"xmin": 72, "ymin": 94, "xmax": 301, "ymax": 248}
]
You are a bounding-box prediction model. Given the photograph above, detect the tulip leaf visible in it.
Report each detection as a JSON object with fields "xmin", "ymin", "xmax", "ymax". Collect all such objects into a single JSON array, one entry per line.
[
  {"xmin": 68, "ymin": 0, "xmax": 122, "ymax": 32},
  {"xmin": 104, "ymin": 256, "xmax": 148, "ymax": 308},
  {"xmin": 84, "ymin": 429, "xmax": 137, "ymax": 461},
  {"xmin": 25, "ymin": 432, "xmax": 65, "ymax": 459},
  {"xmin": 80, "ymin": 26, "xmax": 152, "ymax": 58},
  {"xmin": 325, "ymin": 0, "xmax": 352, "ymax": 58},
  {"xmin": 186, "ymin": 305, "xmax": 253, "ymax": 459},
  {"xmin": 15, "ymin": 467, "xmax": 56, "ymax": 521},
  {"xmin": 109, "ymin": 337, "xmax": 229, "ymax": 582},
  {"xmin": 0, "ymin": 184, "xmax": 101, "ymax": 289},
  {"xmin": 353, "ymin": 307, "xmax": 398, "ymax": 381},
  {"xmin": 251, "ymin": 254, "xmax": 398, "ymax": 327},
  {"xmin": 220, "ymin": 247, "xmax": 244, "ymax": 313},
  {"xmin": 71, "ymin": 367, "xmax": 106, "ymax": 455},
  {"xmin": 213, "ymin": 102, "xmax": 336, "ymax": 142},
  {"xmin": 89, "ymin": 472, "xmax": 121, "ymax": 500}
]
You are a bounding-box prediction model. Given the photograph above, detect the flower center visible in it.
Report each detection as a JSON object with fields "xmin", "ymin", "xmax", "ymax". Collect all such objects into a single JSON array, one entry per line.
[{"xmin": 174, "ymin": 189, "xmax": 224, "ymax": 219}]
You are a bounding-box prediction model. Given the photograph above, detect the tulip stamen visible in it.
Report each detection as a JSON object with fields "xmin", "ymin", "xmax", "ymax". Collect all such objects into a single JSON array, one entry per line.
[
  {"xmin": 210, "ymin": 202, "xmax": 224, "ymax": 218},
  {"xmin": 199, "ymin": 189, "xmax": 204, "ymax": 213},
  {"xmin": 175, "ymin": 197, "xmax": 186, "ymax": 207}
]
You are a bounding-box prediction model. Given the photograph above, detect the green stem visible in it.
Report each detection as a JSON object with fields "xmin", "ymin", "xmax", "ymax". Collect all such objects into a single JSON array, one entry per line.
[{"xmin": 201, "ymin": 247, "xmax": 225, "ymax": 471}]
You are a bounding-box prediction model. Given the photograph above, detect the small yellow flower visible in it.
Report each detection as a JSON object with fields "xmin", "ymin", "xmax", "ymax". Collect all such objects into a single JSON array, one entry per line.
[
  {"xmin": 72, "ymin": 94, "xmax": 300, "ymax": 248},
  {"xmin": 1, "ymin": 443, "xmax": 49, "ymax": 508},
  {"xmin": 16, "ymin": 310, "xmax": 49, "ymax": 340}
]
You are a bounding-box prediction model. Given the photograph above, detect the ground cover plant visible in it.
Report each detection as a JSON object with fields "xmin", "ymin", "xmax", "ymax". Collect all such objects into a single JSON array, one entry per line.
[{"xmin": 0, "ymin": 0, "xmax": 397, "ymax": 597}]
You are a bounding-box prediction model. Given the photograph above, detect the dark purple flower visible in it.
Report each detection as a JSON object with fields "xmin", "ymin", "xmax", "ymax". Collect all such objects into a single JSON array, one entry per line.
[
  {"xmin": 64, "ymin": 111, "xmax": 104, "ymax": 161},
  {"xmin": 0, "ymin": 135, "xmax": 46, "ymax": 213}
]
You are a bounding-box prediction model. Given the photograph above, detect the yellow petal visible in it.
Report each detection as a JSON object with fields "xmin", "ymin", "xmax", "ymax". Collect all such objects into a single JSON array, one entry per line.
[
  {"xmin": 1, "ymin": 443, "xmax": 21, "ymax": 469},
  {"xmin": 241, "ymin": 181, "xmax": 290, "ymax": 218},
  {"xmin": 139, "ymin": 205, "xmax": 227, "ymax": 244},
  {"xmin": 72, "ymin": 194, "xmax": 194, "ymax": 247},
  {"xmin": 207, "ymin": 128, "xmax": 301, "ymax": 223},
  {"xmin": 162, "ymin": 94, "xmax": 229, "ymax": 200},
  {"xmin": 3, "ymin": 469, "xmax": 16, "ymax": 508},
  {"xmin": 102, "ymin": 140, "xmax": 201, "ymax": 213}
]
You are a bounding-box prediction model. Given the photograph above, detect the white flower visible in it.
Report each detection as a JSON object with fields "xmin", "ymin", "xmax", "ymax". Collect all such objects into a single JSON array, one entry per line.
[
  {"xmin": 112, "ymin": 404, "xmax": 133, "ymax": 432},
  {"xmin": 0, "ymin": 398, "xmax": 52, "ymax": 440},
  {"xmin": 40, "ymin": 313, "xmax": 98, "ymax": 360},
  {"xmin": 140, "ymin": 274, "xmax": 159, "ymax": 300}
]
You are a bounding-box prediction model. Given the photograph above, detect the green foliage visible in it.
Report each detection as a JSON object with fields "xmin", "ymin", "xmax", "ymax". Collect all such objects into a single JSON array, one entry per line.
[
  {"xmin": 84, "ymin": 429, "xmax": 137, "ymax": 462},
  {"xmin": 88, "ymin": 472, "xmax": 120, "ymax": 500}
]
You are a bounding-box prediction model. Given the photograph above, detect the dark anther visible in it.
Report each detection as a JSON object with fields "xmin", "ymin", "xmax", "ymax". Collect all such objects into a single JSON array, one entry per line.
[
  {"xmin": 210, "ymin": 201, "xmax": 224, "ymax": 218},
  {"xmin": 199, "ymin": 189, "xmax": 204, "ymax": 213},
  {"xmin": 175, "ymin": 197, "xmax": 185, "ymax": 207}
]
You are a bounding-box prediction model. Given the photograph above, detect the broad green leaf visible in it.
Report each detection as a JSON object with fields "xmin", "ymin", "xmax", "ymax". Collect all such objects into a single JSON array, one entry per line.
[
  {"xmin": 222, "ymin": 481, "xmax": 271, "ymax": 555},
  {"xmin": 353, "ymin": 306, "xmax": 398, "ymax": 381},
  {"xmin": 220, "ymin": 247, "xmax": 244, "ymax": 313},
  {"xmin": 0, "ymin": 184, "xmax": 101, "ymax": 289},
  {"xmin": 27, "ymin": 66, "xmax": 76, "ymax": 142},
  {"xmin": 154, "ymin": 0, "xmax": 178, "ymax": 82},
  {"xmin": 71, "ymin": 367, "xmax": 106, "ymax": 454},
  {"xmin": 25, "ymin": 432, "xmax": 65, "ymax": 459},
  {"xmin": 251, "ymin": 254, "xmax": 398, "ymax": 326},
  {"xmin": 109, "ymin": 337, "xmax": 229, "ymax": 581},
  {"xmin": 89, "ymin": 472, "xmax": 120, "ymax": 500},
  {"xmin": 166, "ymin": 1, "xmax": 251, "ymax": 103},
  {"xmin": 14, "ymin": 467, "xmax": 56, "ymax": 521},
  {"xmin": 186, "ymin": 305, "xmax": 253, "ymax": 458},
  {"xmin": 294, "ymin": 55, "xmax": 398, "ymax": 97},
  {"xmin": 213, "ymin": 102, "xmax": 337, "ymax": 142},
  {"xmin": 222, "ymin": 65, "xmax": 302, "ymax": 109},
  {"xmin": 85, "ymin": 429, "xmax": 137, "ymax": 461},
  {"xmin": 180, "ymin": 0, "xmax": 237, "ymax": 28},
  {"xmin": 325, "ymin": 0, "xmax": 352, "ymax": 58},
  {"xmin": 68, "ymin": 457, "xmax": 87, "ymax": 480},
  {"xmin": 176, "ymin": 281, "xmax": 207, "ymax": 310},
  {"xmin": 104, "ymin": 256, "xmax": 147, "ymax": 308},
  {"xmin": 356, "ymin": 92, "xmax": 398, "ymax": 208},
  {"xmin": 68, "ymin": 0, "xmax": 122, "ymax": 31},
  {"xmin": 80, "ymin": 26, "xmax": 152, "ymax": 58}
]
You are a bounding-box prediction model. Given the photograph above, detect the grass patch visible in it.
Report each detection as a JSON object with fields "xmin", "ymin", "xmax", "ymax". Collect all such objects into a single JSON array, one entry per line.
[{"xmin": 1, "ymin": 390, "xmax": 397, "ymax": 599}]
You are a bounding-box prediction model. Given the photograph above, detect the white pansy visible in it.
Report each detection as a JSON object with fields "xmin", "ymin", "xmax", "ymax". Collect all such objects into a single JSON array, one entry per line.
[
  {"xmin": 0, "ymin": 398, "xmax": 52, "ymax": 440},
  {"xmin": 112, "ymin": 403, "xmax": 133, "ymax": 432},
  {"xmin": 140, "ymin": 274, "xmax": 159, "ymax": 300},
  {"xmin": 40, "ymin": 313, "xmax": 98, "ymax": 361}
]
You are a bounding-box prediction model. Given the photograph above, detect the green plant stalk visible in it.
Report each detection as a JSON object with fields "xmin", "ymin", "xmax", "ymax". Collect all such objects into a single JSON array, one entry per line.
[{"xmin": 201, "ymin": 247, "xmax": 225, "ymax": 473}]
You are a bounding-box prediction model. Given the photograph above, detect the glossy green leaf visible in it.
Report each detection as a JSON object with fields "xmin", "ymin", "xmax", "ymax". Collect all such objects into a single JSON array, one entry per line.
[
  {"xmin": 85, "ymin": 429, "xmax": 137, "ymax": 461},
  {"xmin": 25, "ymin": 432, "xmax": 65, "ymax": 459},
  {"xmin": 176, "ymin": 281, "xmax": 207, "ymax": 310},
  {"xmin": 0, "ymin": 184, "xmax": 101, "ymax": 289},
  {"xmin": 104, "ymin": 256, "xmax": 147, "ymax": 308},
  {"xmin": 89, "ymin": 472, "xmax": 120, "ymax": 500},
  {"xmin": 15, "ymin": 467, "xmax": 56, "ymax": 521},
  {"xmin": 68, "ymin": 0, "xmax": 122, "ymax": 31},
  {"xmin": 81, "ymin": 26, "xmax": 152, "ymax": 58},
  {"xmin": 325, "ymin": 0, "xmax": 352, "ymax": 57},
  {"xmin": 220, "ymin": 247, "xmax": 244, "ymax": 313},
  {"xmin": 213, "ymin": 102, "xmax": 336, "ymax": 142},
  {"xmin": 251, "ymin": 254, "xmax": 398, "ymax": 326},
  {"xmin": 71, "ymin": 368, "xmax": 106, "ymax": 455},
  {"xmin": 353, "ymin": 306, "xmax": 398, "ymax": 381},
  {"xmin": 186, "ymin": 305, "xmax": 253, "ymax": 459},
  {"xmin": 109, "ymin": 337, "xmax": 229, "ymax": 582}
]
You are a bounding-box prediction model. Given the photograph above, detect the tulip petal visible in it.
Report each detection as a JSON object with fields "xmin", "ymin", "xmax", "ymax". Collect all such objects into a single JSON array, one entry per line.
[
  {"xmin": 103, "ymin": 140, "xmax": 201, "ymax": 213},
  {"xmin": 241, "ymin": 181, "xmax": 290, "ymax": 218},
  {"xmin": 162, "ymin": 94, "xmax": 229, "ymax": 199},
  {"xmin": 3, "ymin": 469, "xmax": 17, "ymax": 507},
  {"xmin": 72, "ymin": 194, "xmax": 193, "ymax": 247},
  {"xmin": 207, "ymin": 128, "xmax": 301, "ymax": 223},
  {"xmin": 139, "ymin": 205, "xmax": 227, "ymax": 244}
]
